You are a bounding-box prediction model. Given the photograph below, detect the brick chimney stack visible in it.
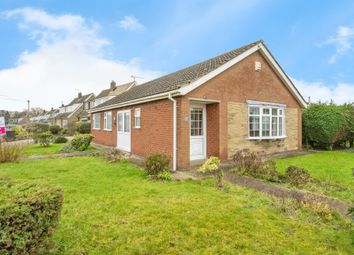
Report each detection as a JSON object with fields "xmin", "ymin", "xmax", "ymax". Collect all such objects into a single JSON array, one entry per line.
[{"xmin": 110, "ymin": 80, "xmax": 116, "ymax": 89}]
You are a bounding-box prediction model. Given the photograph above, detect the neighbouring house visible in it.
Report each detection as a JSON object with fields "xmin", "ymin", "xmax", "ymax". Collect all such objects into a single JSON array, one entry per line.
[
  {"xmin": 89, "ymin": 40, "xmax": 307, "ymax": 170},
  {"xmin": 56, "ymin": 92, "xmax": 95, "ymax": 128},
  {"xmin": 28, "ymin": 108, "xmax": 59, "ymax": 125},
  {"xmin": 46, "ymin": 108, "xmax": 60, "ymax": 125},
  {"xmin": 93, "ymin": 80, "xmax": 136, "ymax": 107}
]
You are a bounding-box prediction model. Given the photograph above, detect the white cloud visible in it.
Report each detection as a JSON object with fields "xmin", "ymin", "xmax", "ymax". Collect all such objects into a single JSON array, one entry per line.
[
  {"xmin": 292, "ymin": 77, "xmax": 354, "ymax": 104},
  {"xmin": 0, "ymin": 8, "xmax": 159, "ymax": 111},
  {"xmin": 322, "ymin": 25, "xmax": 354, "ymax": 63},
  {"xmin": 119, "ymin": 16, "xmax": 144, "ymax": 31}
]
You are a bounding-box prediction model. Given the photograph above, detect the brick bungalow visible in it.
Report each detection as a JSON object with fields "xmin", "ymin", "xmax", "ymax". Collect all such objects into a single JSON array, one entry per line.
[{"xmin": 89, "ymin": 40, "xmax": 307, "ymax": 170}]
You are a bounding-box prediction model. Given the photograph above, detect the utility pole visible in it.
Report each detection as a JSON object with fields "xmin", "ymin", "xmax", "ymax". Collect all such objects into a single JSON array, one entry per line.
[{"xmin": 27, "ymin": 100, "xmax": 30, "ymax": 117}]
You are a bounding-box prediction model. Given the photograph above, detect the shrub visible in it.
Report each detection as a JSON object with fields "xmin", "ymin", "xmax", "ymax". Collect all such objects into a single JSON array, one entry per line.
[
  {"xmin": 144, "ymin": 153, "xmax": 170, "ymax": 176},
  {"xmin": 54, "ymin": 136, "xmax": 68, "ymax": 144},
  {"xmin": 76, "ymin": 122, "xmax": 91, "ymax": 134},
  {"xmin": 253, "ymin": 159, "xmax": 280, "ymax": 182},
  {"xmin": 0, "ymin": 142, "xmax": 24, "ymax": 163},
  {"xmin": 156, "ymin": 171, "xmax": 172, "ymax": 181},
  {"xmin": 34, "ymin": 132, "xmax": 53, "ymax": 147},
  {"xmin": 13, "ymin": 125, "xmax": 24, "ymax": 136},
  {"xmin": 70, "ymin": 134, "xmax": 93, "ymax": 151},
  {"xmin": 60, "ymin": 128, "xmax": 68, "ymax": 135},
  {"xmin": 60, "ymin": 143, "xmax": 76, "ymax": 153},
  {"xmin": 60, "ymin": 134, "xmax": 93, "ymax": 153},
  {"xmin": 232, "ymin": 149, "xmax": 280, "ymax": 181},
  {"xmin": 0, "ymin": 177, "xmax": 63, "ymax": 254},
  {"xmin": 26, "ymin": 123, "xmax": 49, "ymax": 134},
  {"xmin": 285, "ymin": 165, "xmax": 311, "ymax": 186},
  {"xmin": 198, "ymin": 156, "xmax": 223, "ymax": 188},
  {"xmin": 13, "ymin": 126, "xmax": 30, "ymax": 140},
  {"xmin": 49, "ymin": 125, "xmax": 61, "ymax": 135},
  {"xmin": 232, "ymin": 149, "xmax": 262, "ymax": 171}
]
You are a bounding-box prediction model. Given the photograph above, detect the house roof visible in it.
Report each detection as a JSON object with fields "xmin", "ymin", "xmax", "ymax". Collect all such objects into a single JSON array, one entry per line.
[
  {"xmin": 67, "ymin": 93, "xmax": 94, "ymax": 106},
  {"xmin": 95, "ymin": 81, "xmax": 135, "ymax": 99},
  {"xmin": 93, "ymin": 41, "xmax": 261, "ymax": 110},
  {"xmin": 79, "ymin": 110, "xmax": 89, "ymax": 118},
  {"xmin": 56, "ymin": 112, "xmax": 72, "ymax": 119},
  {"xmin": 91, "ymin": 40, "xmax": 307, "ymax": 111}
]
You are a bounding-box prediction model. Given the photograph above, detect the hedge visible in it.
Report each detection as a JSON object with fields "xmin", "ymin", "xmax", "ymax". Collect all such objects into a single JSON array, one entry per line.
[
  {"xmin": 302, "ymin": 103, "xmax": 354, "ymax": 149},
  {"xmin": 76, "ymin": 122, "xmax": 91, "ymax": 134},
  {"xmin": 0, "ymin": 177, "xmax": 63, "ymax": 254}
]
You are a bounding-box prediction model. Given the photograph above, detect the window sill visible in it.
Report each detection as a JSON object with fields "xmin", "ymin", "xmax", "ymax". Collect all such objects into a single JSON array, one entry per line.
[
  {"xmin": 248, "ymin": 136, "xmax": 287, "ymax": 140},
  {"xmin": 134, "ymin": 126, "xmax": 141, "ymax": 129},
  {"xmin": 92, "ymin": 128, "xmax": 101, "ymax": 130},
  {"xmin": 103, "ymin": 129, "xmax": 112, "ymax": 131}
]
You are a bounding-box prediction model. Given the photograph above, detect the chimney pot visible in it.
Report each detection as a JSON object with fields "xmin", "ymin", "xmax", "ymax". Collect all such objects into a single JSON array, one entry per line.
[{"xmin": 78, "ymin": 92, "xmax": 82, "ymax": 98}]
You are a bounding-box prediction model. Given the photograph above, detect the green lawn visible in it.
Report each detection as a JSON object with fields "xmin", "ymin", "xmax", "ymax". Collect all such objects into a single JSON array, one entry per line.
[
  {"xmin": 276, "ymin": 151, "xmax": 354, "ymax": 203},
  {"xmin": 24, "ymin": 144, "xmax": 64, "ymax": 157},
  {"xmin": 0, "ymin": 157, "xmax": 352, "ymax": 254},
  {"xmin": 24, "ymin": 144, "xmax": 95, "ymax": 157}
]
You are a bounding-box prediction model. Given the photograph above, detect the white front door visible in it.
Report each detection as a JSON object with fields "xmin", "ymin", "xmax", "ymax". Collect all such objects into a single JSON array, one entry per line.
[
  {"xmin": 190, "ymin": 105, "xmax": 206, "ymax": 160},
  {"xmin": 117, "ymin": 110, "xmax": 131, "ymax": 152}
]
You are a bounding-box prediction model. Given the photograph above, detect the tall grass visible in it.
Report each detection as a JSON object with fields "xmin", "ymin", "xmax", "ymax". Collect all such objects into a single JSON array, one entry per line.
[{"xmin": 0, "ymin": 141, "xmax": 24, "ymax": 163}]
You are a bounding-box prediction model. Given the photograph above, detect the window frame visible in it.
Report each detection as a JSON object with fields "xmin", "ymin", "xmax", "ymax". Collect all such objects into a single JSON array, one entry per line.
[
  {"xmin": 103, "ymin": 111, "xmax": 112, "ymax": 131},
  {"xmin": 248, "ymin": 104, "xmax": 286, "ymax": 140},
  {"xmin": 134, "ymin": 108, "xmax": 141, "ymax": 128},
  {"xmin": 92, "ymin": 113, "xmax": 101, "ymax": 130}
]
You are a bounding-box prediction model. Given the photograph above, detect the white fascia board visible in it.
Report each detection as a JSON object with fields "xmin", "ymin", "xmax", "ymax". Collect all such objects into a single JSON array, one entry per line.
[
  {"xmin": 88, "ymin": 90, "xmax": 181, "ymax": 113},
  {"xmin": 178, "ymin": 45, "xmax": 260, "ymax": 95},
  {"xmin": 258, "ymin": 44, "xmax": 307, "ymax": 108}
]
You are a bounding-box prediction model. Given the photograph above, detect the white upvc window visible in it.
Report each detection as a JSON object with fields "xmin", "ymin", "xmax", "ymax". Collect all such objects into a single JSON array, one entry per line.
[
  {"xmin": 134, "ymin": 108, "xmax": 141, "ymax": 128},
  {"xmin": 248, "ymin": 103, "xmax": 285, "ymax": 139},
  {"xmin": 104, "ymin": 111, "xmax": 112, "ymax": 131},
  {"xmin": 93, "ymin": 113, "xmax": 101, "ymax": 129}
]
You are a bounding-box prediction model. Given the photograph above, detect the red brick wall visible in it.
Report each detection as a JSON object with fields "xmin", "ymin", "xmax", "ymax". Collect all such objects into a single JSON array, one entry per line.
[
  {"xmin": 92, "ymin": 111, "xmax": 117, "ymax": 147},
  {"xmin": 92, "ymin": 99, "xmax": 173, "ymax": 159},
  {"xmin": 206, "ymin": 103, "xmax": 219, "ymax": 157},
  {"xmin": 131, "ymin": 99, "xmax": 173, "ymax": 157}
]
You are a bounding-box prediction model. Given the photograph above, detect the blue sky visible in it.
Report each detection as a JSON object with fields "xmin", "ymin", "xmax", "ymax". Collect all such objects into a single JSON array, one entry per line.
[{"xmin": 0, "ymin": 0, "xmax": 353, "ymax": 110}]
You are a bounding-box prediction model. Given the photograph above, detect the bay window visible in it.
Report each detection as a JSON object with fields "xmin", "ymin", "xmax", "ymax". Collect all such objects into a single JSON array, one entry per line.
[{"xmin": 248, "ymin": 102, "xmax": 285, "ymax": 139}]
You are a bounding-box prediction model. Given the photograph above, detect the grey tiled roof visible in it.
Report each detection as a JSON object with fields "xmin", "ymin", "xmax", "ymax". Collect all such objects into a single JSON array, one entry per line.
[
  {"xmin": 95, "ymin": 88, "xmax": 111, "ymax": 99},
  {"xmin": 67, "ymin": 93, "xmax": 94, "ymax": 106},
  {"xmin": 94, "ymin": 40, "xmax": 261, "ymax": 109},
  {"xmin": 96, "ymin": 81, "xmax": 135, "ymax": 99},
  {"xmin": 56, "ymin": 112, "xmax": 72, "ymax": 118}
]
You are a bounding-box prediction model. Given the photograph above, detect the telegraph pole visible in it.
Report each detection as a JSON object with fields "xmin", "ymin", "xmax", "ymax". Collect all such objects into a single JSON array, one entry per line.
[{"xmin": 27, "ymin": 100, "xmax": 30, "ymax": 117}]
